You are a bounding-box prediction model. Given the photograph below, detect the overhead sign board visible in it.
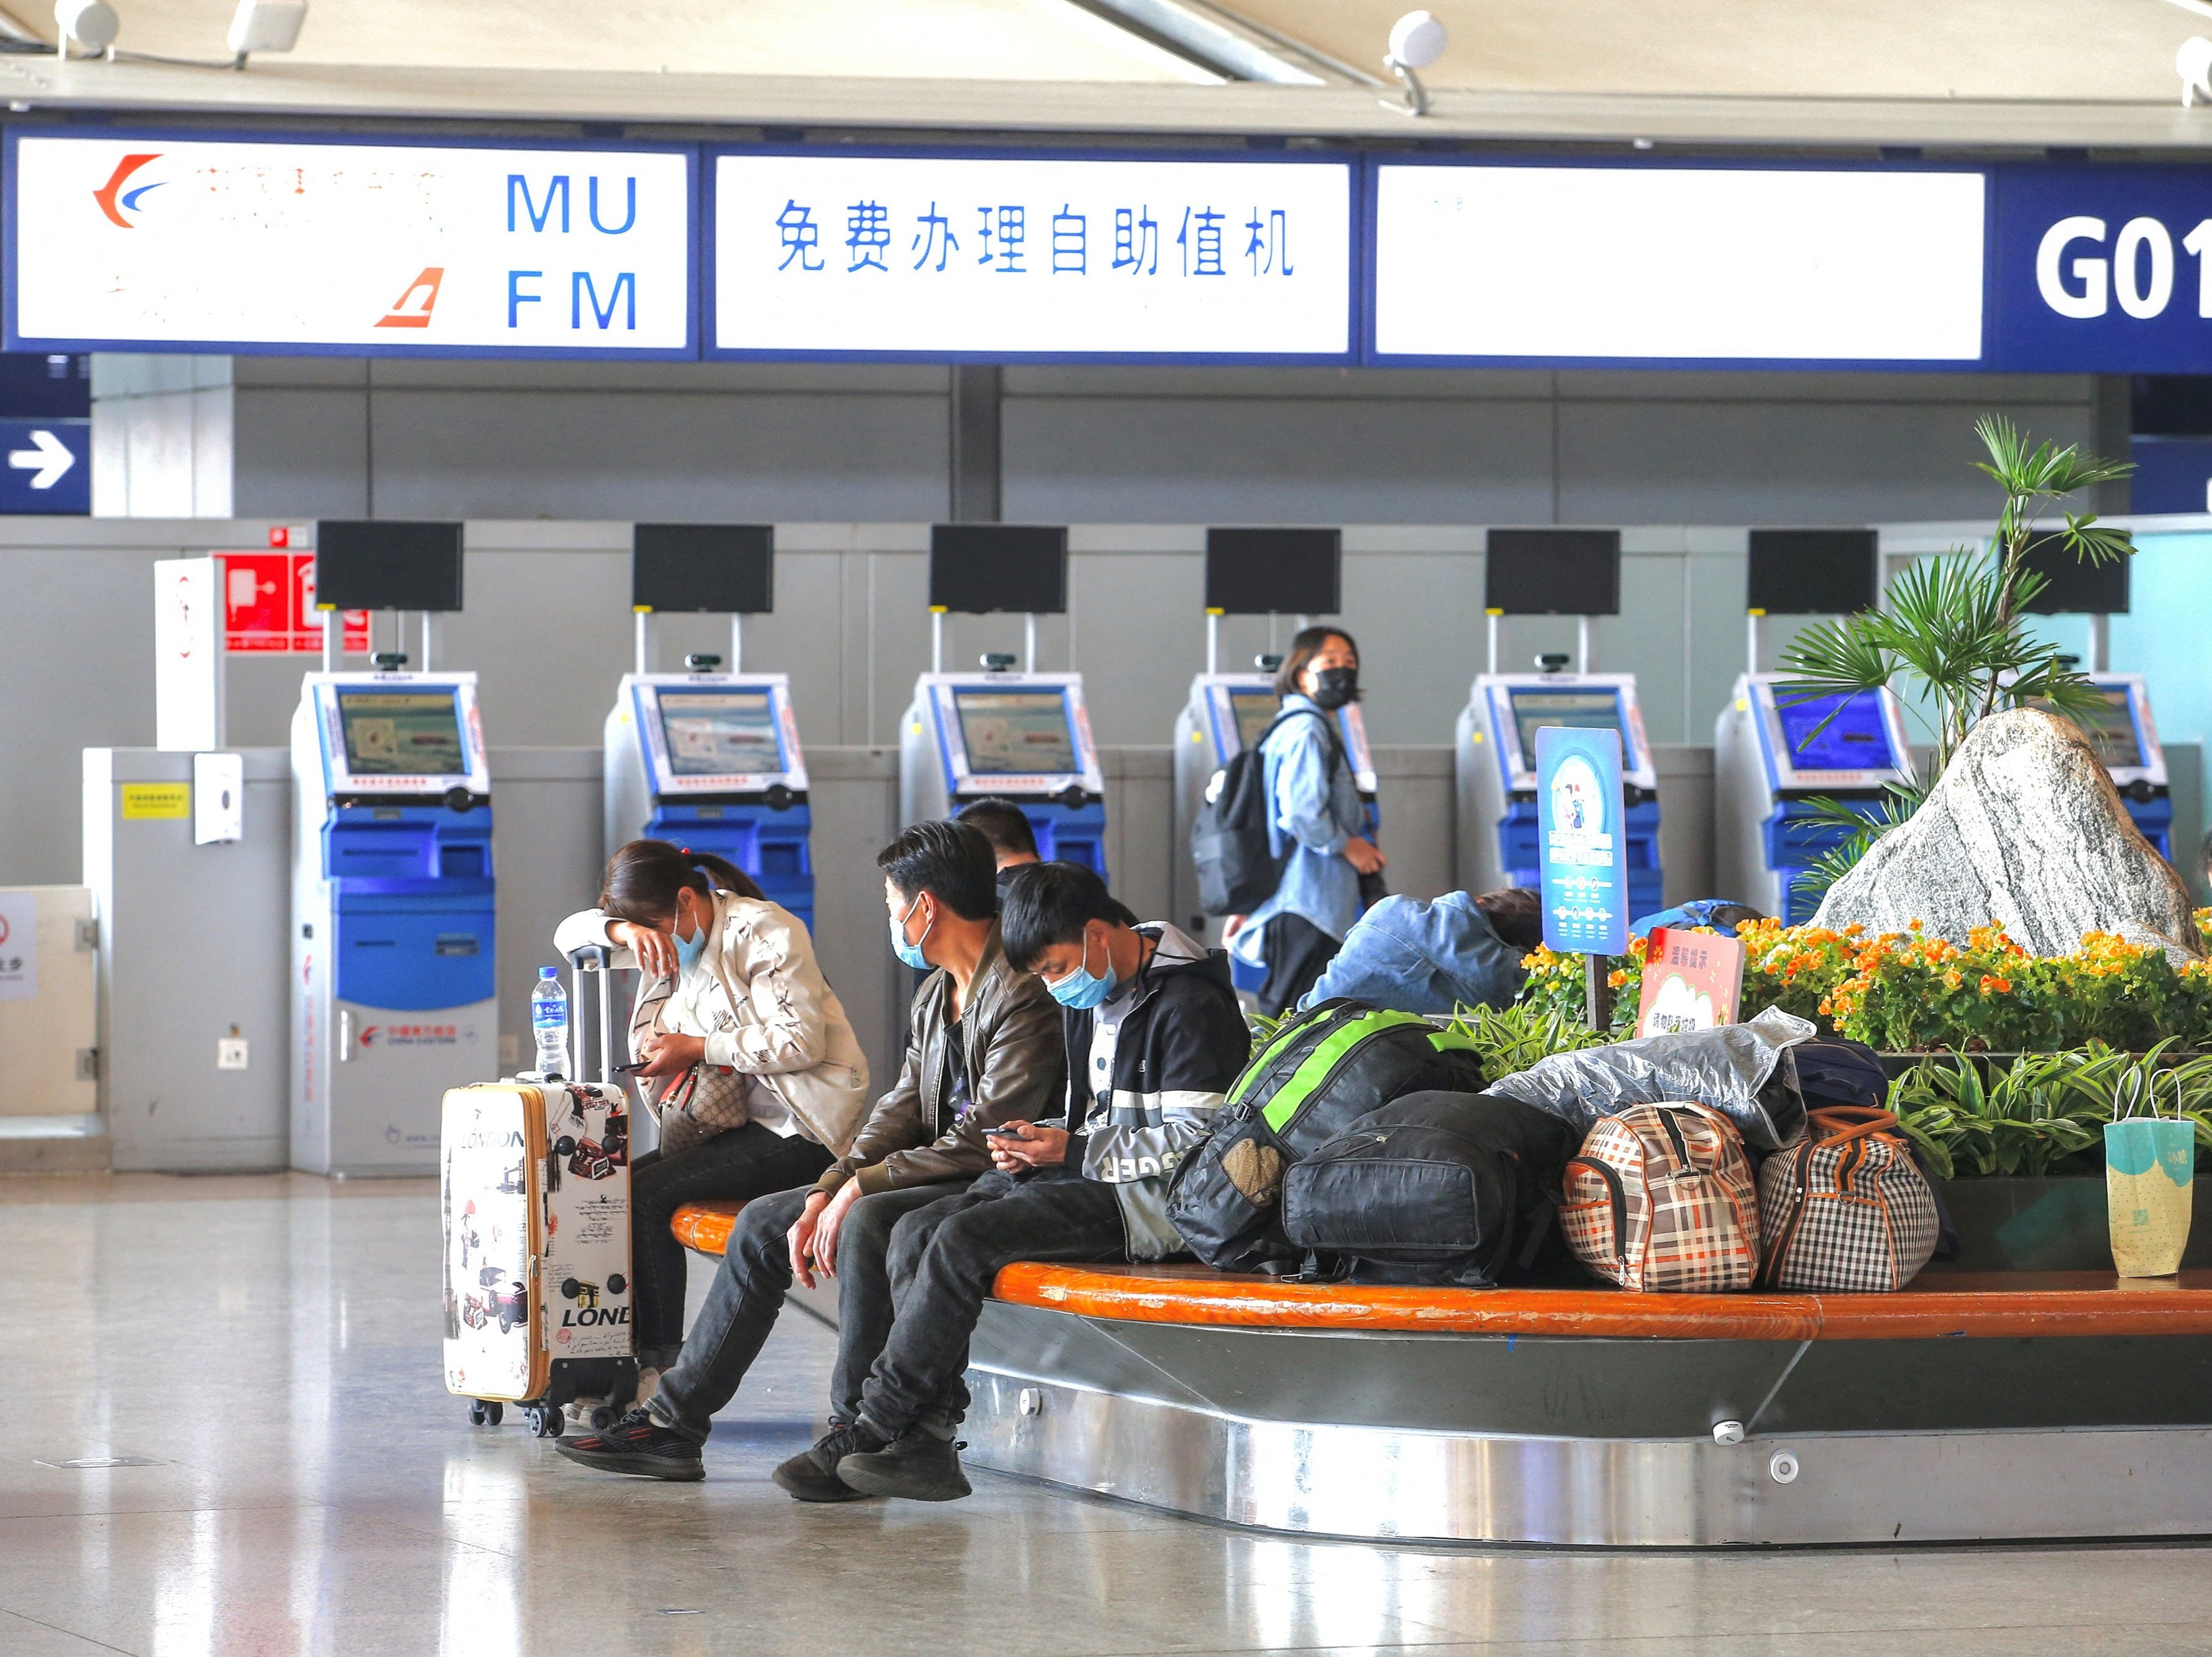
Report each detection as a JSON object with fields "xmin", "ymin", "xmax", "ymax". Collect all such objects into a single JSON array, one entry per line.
[
  {"xmin": 5, "ymin": 132, "xmax": 696, "ymax": 357},
  {"xmin": 710, "ymin": 150, "xmax": 1356, "ymax": 361},
  {"xmin": 1370, "ymin": 162, "xmax": 1986, "ymax": 367},
  {"xmin": 1991, "ymin": 165, "xmax": 2212, "ymax": 373}
]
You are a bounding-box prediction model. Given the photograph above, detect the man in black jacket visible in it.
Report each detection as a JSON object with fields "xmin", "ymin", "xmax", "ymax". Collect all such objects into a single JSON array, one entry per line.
[{"xmin": 822, "ymin": 861, "xmax": 1251, "ymax": 1503}]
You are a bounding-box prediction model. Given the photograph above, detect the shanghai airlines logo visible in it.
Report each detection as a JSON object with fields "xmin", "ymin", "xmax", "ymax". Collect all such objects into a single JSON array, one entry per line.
[
  {"xmin": 93, "ymin": 153, "xmax": 164, "ymax": 228},
  {"xmin": 377, "ymin": 267, "xmax": 445, "ymax": 330}
]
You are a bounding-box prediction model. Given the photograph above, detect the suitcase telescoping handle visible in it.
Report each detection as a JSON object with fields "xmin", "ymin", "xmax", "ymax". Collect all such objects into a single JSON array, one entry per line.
[{"xmin": 566, "ymin": 943, "xmax": 617, "ymax": 1087}]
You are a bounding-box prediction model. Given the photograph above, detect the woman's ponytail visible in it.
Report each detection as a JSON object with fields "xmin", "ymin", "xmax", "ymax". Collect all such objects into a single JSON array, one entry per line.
[{"xmin": 600, "ymin": 839, "xmax": 764, "ymax": 925}]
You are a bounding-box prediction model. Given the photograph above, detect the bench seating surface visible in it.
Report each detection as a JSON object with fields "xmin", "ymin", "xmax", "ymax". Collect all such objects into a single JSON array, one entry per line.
[{"xmin": 669, "ymin": 1200, "xmax": 2212, "ymax": 1341}]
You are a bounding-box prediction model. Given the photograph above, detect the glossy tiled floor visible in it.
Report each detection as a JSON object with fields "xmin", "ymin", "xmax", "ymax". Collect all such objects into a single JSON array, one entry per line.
[{"xmin": 6, "ymin": 1173, "xmax": 2212, "ymax": 1656}]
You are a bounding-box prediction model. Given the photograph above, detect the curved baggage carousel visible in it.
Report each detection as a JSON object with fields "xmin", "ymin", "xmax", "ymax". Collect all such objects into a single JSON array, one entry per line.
[{"xmin": 672, "ymin": 1203, "xmax": 2212, "ymax": 1547}]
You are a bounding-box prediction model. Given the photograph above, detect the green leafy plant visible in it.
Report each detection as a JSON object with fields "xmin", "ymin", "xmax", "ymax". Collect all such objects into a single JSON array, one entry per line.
[
  {"xmin": 1778, "ymin": 415, "xmax": 2134, "ymax": 900},
  {"xmin": 1887, "ymin": 1040, "xmax": 2212, "ymax": 1179},
  {"xmin": 1438, "ymin": 1000, "xmax": 1607, "ymax": 1084}
]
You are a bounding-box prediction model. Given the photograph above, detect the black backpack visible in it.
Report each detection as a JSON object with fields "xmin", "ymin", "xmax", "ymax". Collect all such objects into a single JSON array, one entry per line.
[
  {"xmin": 1189, "ymin": 706, "xmax": 1344, "ymax": 917},
  {"xmin": 1281, "ymin": 1091, "xmax": 1578, "ymax": 1287},
  {"xmin": 1164, "ymin": 1000, "xmax": 1487, "ymax": 1273}
]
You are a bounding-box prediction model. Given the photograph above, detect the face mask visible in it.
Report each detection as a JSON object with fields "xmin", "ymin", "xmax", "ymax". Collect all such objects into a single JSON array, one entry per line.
[
  {"xmin": 1310, "ymin": 666, "xmax": 1358, "ymax": 711},
  {"xmin": 673, "ymin": 898, "xmax": 710, "ymax": 974},
  {"xmin": 890, "ymin": 893, "xmax": 933, "ymax": 971},
  {"xmin": 1046, "ymin": 928, "xmax": 1118, "ymax": 1011}
]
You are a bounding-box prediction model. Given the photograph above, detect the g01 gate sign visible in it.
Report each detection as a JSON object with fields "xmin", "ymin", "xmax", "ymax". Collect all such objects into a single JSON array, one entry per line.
[
  {"xmin": 1992, "ymin": 166, "xmax": 2212, "ymax": 372},
  {"xmin": 4, "ymin": 132, "xmax": 695, "ymax": 357}
]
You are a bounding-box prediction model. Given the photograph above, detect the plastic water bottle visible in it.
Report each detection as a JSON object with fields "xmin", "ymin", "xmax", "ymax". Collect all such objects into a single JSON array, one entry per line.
[{"xmin": 531, "ymin": 967, "xmax": 569, "ymax": 1079}]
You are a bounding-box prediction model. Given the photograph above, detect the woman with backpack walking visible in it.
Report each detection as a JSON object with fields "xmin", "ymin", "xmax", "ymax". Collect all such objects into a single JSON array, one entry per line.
[{"xmin": 1224, "ymin": 626, "xmax": 1386, "ymax": 1015}]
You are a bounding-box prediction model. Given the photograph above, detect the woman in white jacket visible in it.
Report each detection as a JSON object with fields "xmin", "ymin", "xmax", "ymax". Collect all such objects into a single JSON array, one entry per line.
[{"xmin": 555, "ymin": 841, "xmax": 869, "ymax": 1391}]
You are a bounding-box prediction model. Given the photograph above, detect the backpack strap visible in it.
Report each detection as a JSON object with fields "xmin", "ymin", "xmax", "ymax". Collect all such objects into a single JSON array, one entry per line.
[{"xmin": 1257, "ymin": 705, "xmax": 1349, "ymax": 782}]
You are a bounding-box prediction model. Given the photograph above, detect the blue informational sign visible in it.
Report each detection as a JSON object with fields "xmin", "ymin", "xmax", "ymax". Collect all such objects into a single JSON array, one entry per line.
[
  {"xmin": 0, "ymin": 418, "xmax": 88, "ymax": 513},
  {"xmin": 1535, "ymin": 724, "xmax": 1629, "ymax": 957},
  {"xmin": 1990, "ymin": 165, "xmax": 2212, "ymax": 373}
]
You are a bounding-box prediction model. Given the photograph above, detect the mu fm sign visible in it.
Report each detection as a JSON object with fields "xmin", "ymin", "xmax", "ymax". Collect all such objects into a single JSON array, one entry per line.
[{"xmin": 4, "ymin": 133, "xmax": 695, "ymax": 358}]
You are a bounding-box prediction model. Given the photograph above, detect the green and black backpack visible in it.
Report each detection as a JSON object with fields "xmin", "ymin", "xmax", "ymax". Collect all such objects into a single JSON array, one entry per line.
[{"xmin": 1164, "ymin": 1000, "xmax": 1487, "ymax": 1273}]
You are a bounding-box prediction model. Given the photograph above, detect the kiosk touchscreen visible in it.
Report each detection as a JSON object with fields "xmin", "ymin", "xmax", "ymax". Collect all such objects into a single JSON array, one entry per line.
[
  {"xmin": 1455, "ymin": 672, "xmax": 1662, "ymax": 915},
  {"xmin": 2060, "ymin": 675, "xmax": 2171, "ymax": 858},
  {"xmin": 900, "ymin": 672, "xmax": 1107, "ymax": 875},
  {"xmin": 291, "ymin": 670, "xmax": 495, "ymax": 1175},
  {"xmin": 1172, "ymin": 674, "xmax": 1377, "ymax": 933},
  {"xmin": 605, "ymin": 672, "xmax": 814, "ymax": 929},
  {"xmin": 1714, "ymin": 674, "xmax": 1914, "ymax": 925}
]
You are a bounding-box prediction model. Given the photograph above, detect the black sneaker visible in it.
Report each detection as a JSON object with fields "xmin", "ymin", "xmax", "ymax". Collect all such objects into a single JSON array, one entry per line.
[
  {"xmin": 771, "ymin": 1420, "xmax": 888, "ymax": 1503},
  {"xmin": 836, "ymin": 1426, "xmax": 972, "ymax": 1502},
  {"xmin": 551, "ymin": 1407, "xmax": 703, "ymax": 1482}
]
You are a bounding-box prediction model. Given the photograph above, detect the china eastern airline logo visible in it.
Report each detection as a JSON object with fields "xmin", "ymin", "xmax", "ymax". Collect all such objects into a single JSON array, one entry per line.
[{"xmin": 93, "ymin": 153, "xmax": 165, "ymax": 228}]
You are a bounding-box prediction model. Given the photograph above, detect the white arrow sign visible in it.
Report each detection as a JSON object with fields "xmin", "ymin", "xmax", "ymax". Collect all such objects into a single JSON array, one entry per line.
[{"xmin": 7, "ymin": 429, "xmax": 75, "ymax": 490}]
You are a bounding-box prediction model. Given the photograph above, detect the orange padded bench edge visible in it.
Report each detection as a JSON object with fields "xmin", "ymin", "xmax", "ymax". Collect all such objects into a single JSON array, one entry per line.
[
  {"xmin": 672, "ymin": 1201, "xmax": 744, "ymax": 1257},
  {"xmin": 990, "ymin": 1263, "xmax": 2212, "ymax": 1341},
  {"xmin": 990, "ymin": 1262, "xmax": 1821, "ymax": 1340},
  {"xmin": 674, "ymin": 1205, "xmax": 2212, "ymax": 1341}
]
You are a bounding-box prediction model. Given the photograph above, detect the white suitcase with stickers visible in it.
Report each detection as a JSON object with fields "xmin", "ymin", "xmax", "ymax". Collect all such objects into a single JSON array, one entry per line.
[{"xmin": 442, "ymin": 944, "xmax": 638, "ymax": 1438}]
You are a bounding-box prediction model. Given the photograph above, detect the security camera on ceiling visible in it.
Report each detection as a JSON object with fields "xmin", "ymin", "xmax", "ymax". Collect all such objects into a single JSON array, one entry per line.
[
  {"xmin": 2179, "ymin": 35, "xmax": 2212, "ymax": 106},
  {"xmin": 52, "ymin": 0, "xmax": 118, "ymax": 53},
  {"xmin": 1383, "ymin": 10, "xmax": 1447, "ymax": 117},
  {"xmin": 227, "ymin": 0, "xmax": 307, "ymax": 61}
]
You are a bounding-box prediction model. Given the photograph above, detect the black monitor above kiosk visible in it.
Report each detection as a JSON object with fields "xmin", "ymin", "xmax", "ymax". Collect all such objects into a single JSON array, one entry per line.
[
  {"xmin": 1746, "ymin": 529, "xmax": 1878, "ymax": 614},
  {"xmin": 1484, "ymin": 528, "xmax": 1621, "ymax": 615},
  {"xmin": 2021, "ymin": 531, "xmax": 2132, "ymax": 614},
  {"xmin": 633, "ymin": 524, "xmax": 774, "ymax": 614},
  {"xmin": 315, "ymin": 521, "xmax": 464, "ymax": 612},
  {"xmin": 930, "ymin": 524, "xmax": 1068, "ymax": 614},
  {"xmin": 1204, "ymin": 527, "xmax": 1341, "ymax": 615}
]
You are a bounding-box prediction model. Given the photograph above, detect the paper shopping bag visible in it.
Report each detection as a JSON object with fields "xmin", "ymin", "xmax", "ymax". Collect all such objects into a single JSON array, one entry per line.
[{"xmin": 2106, "ymin": 1118, "xmax": 2195, "ymax": 1278}]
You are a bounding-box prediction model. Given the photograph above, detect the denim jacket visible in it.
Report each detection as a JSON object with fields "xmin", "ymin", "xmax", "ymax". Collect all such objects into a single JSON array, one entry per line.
[
  {"xmin": 1236, "ymin": 694, "xmax": 1365, "ymax": 948},
  {"xmin": 1296, "ymin": 892, "xmax": 1528, "ymax": 1017}
]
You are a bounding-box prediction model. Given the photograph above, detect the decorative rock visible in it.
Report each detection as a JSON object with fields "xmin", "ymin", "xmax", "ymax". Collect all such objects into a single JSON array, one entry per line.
[{"xmin": 1811, "ymin": 708, "xmax": 2202, "ymax": 961}]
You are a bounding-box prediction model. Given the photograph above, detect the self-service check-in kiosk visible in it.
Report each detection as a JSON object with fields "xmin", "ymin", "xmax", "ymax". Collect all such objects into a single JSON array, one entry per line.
[
  {"xmin": 1713, "ymin": 530, "xmax": 1904, "ymax": 924},
  {"xmin": 293, "ymin": 523, "xmax": 494, "ymax": 1176},
  {"xmin": 605, "ymin": 526, "xmax": 815, "ymax": 929},
  {"xmin": 900, "ymin": 524, "xmax": 1107, "ymax": 875},
  {"xmin": 1171, "ymin": 528, "xmax": 1374, "ymax": 933},
  {"xmin": 2068, "ymin": 675, "xmax": 2171, "ymax": 857},
  {"xmin": 1456, "ymin": 529, "xmax": 1662, "ymax": 913},
  {"xmin": 2019, "ymin": 534, "xmax": 2172, "ymax": 856},
  {"xmin": 1715, "ymin": 677, "xmax": 1914, "ymax": 925}
]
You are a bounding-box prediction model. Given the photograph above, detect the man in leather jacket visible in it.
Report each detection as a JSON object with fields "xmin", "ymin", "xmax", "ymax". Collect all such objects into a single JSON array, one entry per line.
[{"xmin": 555, "ymin": 820, "xmax": 1065, "ymax": 1484}]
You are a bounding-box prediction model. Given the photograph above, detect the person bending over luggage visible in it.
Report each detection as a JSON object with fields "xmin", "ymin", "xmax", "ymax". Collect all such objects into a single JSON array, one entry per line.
[
  {"xmin": 1297, "ymin": 887, "xmax": 1543, "ymax": 1017},
  {"xmin": 1223, "ymin": 626, "xmax": 1384, "ymax": 1015},
  {"xmin": 552, "ymin": 841, "xmax": 873, "ymax": 1410},
  {"xmin": 818, "ymin": 861, "xmax": 1251, "ymax": 1504},
  {"xmin": 554, "ymin": 821, "xmax": 1066, "ymax": 1484},
  {"xmin": 955, "ymin": 797, "xmax": 1041, "ymax": 906}
]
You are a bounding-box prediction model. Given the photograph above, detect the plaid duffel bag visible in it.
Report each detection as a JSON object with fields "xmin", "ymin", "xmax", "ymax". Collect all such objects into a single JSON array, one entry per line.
[
  {"xmin": 1757, "ymin": 1106, "xmax": 1939, "ymax": 1292},
  {"xmin": 1561, "ymin": 1102, "xmax": 1761, "ymax": 1292}
]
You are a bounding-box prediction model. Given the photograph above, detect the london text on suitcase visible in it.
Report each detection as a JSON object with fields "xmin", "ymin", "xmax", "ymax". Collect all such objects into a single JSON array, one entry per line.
[{"xmin": 442, "ymin": 944, "xmax": 636, "ymax": 1437}]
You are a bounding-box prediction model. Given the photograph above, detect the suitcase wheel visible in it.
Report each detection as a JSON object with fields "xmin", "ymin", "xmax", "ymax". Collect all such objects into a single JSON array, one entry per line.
[
  {"xmin": 587, "ymin": 1399, "xmax": 619, "ymax": 1431},
  {"xmin": 524, "ymin": 1402, "xmax": 563, "ymax": 1439},
  {"xmin": 467, "ymin": 1399, "xmax": 505, "ymax": 1428}
]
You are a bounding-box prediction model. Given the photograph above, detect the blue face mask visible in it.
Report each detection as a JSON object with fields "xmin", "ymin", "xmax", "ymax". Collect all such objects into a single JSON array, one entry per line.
[
  {"xmin": 674, "ymin": 905, "xmax": 710, "ymax": 975},
  {"xmin": 1046, "ymin": 929, "xmax": 1118, "ymax": 1010},
  {"xmin": 890, "ymin": 893, "xmax": 933, "ymax": 971}
]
